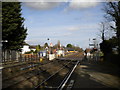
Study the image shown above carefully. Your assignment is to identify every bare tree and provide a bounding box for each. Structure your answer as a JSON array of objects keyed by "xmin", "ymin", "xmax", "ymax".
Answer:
[
  {"xmin": 99, "ymin": 21, "xmax": 116, "ymax": 41},
  {"xmin": 99, "ymin": 22, "xmax": 106, "ymax": 41},
  {"xmin": 103, "ymin": 1, "xmax": 120, "ymax": 54}
]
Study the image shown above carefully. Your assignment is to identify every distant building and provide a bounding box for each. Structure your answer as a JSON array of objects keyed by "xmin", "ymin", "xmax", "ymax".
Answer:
[
  {"xmin": 38, "ymin": 50, "xmax": 47, "ymax": 57},
  {"xmin": 65, "ymin": 48, "xmax": 75, "ymax": 53},
  {"xmin": 84, "ymin": 48, "xmax": 92, "ymax": 56},
  {"xmin": 56, "ymin": 50, "xmax": 64, "ymax": 57},
  {"xmin": 29, "ymin": 45, "xmax": 36, "ymax": 52},
  {"xmin": 21, "ymin": 44, "xmax": 37, "ymax": 54},
  {"xmin": 21, "ymin": 45, "xmax": 31, "ymax": 54}
]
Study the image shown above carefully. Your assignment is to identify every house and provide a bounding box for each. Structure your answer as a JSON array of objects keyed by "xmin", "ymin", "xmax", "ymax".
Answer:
[
  {"xmin": 21, "ymin": 45, "xmax": 31, "ymax": 54},
  {"xmin": 56, "ymin": 50, "xmax": 65, "ymax": 57},
  {"xmin": 38, "ymin": 50, "xmax": 47, "ymax": 57},
  {"xmin": 21, "ymin": 44, "xmax": 37, "ymax": 54},
  {"xmin": 29, "ymin": 45, "xmax": 36, "ymax": 52},
  {"xmin": 84, "ymin": 48, "xmax": 92, "ymax": 57}
]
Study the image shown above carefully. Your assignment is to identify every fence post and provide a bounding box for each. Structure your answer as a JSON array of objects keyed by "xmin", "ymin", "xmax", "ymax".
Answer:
[
  {"xmin": 25, "ymin": 55, "xmax": 26, "ymax": 62},
  {"xmin": 36, "ymin": 54, "xmax": 37, "ymax": 61},
  {"xmin": 19, "ymin": 54, "xmax": 21, "ymax": 62},
  {"xmin": 28, "ymin": 55, "xmax": 30, "ymax": 62}
]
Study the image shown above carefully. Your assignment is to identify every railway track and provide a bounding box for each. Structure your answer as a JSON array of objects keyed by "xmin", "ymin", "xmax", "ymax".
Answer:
[
  {"xmin": 34, "ymin": 60, "xmax": 80, "ymax": 89},
  {"xmin": 57, "ymin": 61, "xmax": 79, "ymax": 90},
  {"xmin": 2, "ymin": 52, "xmax": 83, "ymax": 89},
  {"xmin": 2, "ymin": 60, "xmax": 59, "ymax": 88},
  {"xmin": 2, "ymin": 59, "xmax": 74, "ymax": 88},
  {"xmin": 2, "ymin": 59, "xmax": 53, "ymax": 69},
  {"xmin": 4, "ymin": 69, "xmax": 47, "ymax": 88},
  {"xmin": 2, "ymin": 60, "xmax": 57, "ymax": 81}
]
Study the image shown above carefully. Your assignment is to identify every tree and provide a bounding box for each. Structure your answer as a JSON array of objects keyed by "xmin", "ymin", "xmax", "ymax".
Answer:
[
  {"xmin": 72, "ymin": 45, "xmax": 82, "ymax": 52},
  {"xmin": 53, "ymin": 44, "xmax": 58, "ymax": 49},
  {"xmin": 0, "ymin": 1, "xmax": 2, "ymax": 26},
  {"xmin": 53, "ymin": 40, "xmax": 61, "ymax": 49},
  {"xmin": 0, "ymin": 2, "xmax": 2, "ymax": 43},
  {"xmin": 2, "ymin": 2, "xmax": 27, "ymax": 50},
  {"xmin": 99, "ymin": 22, "xmax": 107, "ymax": 58},
  {"xmin": 35, "ymin": 45, "xmax": 41, "ymax": 53},
  {"xmin": 100, "ymin": 40, "xmax": 112, "ymax": 53},
  {"xmin": 66, "ymin": 44, "xmax": 72, "ymax": 48},
  {"xmin": 100, "ymin": 37, "xmax": 118, "ymax": 61},
  {"xmin": 57, "ymin": 40, "xmax": 60, "ymax": 48},
  {"xmin": 99, "ymin": 22, "xmax": 106, "ymax": 41},
  {"xmin": 99, "ymin": 21, "xmax": 115, "ymax": 41},
  {"xmin": 44, "ymin": 43, "xmax": 49, "ymax": 48},
  {"xmin": 104, "ymin": 2, "xmax": 120, "ymax": 55}
]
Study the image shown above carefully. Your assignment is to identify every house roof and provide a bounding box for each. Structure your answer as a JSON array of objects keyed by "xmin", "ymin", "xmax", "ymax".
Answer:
[
  {"xmin": 23, "ymin": 42, "xmax": 29, "ymax": 46},
  {"xmin": 85, "ymin": 48, "xmax": 92, "ymax": 52},
  {"xmin": 29, "ymin": 45, "xmax": 36, "ymax": 49},
  {"xmin": 65, "ymin": 47, "xmax": 75, "ymax": 51}
]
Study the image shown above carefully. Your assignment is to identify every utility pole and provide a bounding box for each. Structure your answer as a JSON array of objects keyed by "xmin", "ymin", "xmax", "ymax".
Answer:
[
  {"xmin": 47, "ymin": 38, "xmax": 49, "ymax": 60},
  {"xmin": 93, "ymin": 38, "xmax": 100, "ymax": 61}
]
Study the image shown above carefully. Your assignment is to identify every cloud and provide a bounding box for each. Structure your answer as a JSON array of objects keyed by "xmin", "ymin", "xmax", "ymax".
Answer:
[
  {"xmin": 63, "ymin": 33, "xmax": 72, "ymax": 36},
  {"xmin": 64, "ymin": 0, "xmax": 99, "ymax": 12},
  {"xmin": 65, "ymin": 24, "xmax": 99, "ymax": 32},
  {"xmin": 70, "ymin": 0, "xmax": 99, "ymax": 8},
  {"xmin": 66, "ymin": 26, "xmax": 80, "ymax": 31},
  {"xmin": 24, "ymin": 2, "xmax": 61, "ymax": 10},
  {"xmin": 19, "ymin": 0, "xmax": 68, "ymax": 2},
  {"xmin": 23, "ymin": 0, "xmax": 100, "ymax": 11}
]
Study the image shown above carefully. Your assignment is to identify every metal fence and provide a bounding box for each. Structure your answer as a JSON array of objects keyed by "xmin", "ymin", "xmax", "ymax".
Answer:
[
  {"xmin": 2, "ymin": 50, "xmax": 41, "ymax": 63},
  {"xmin": 84, "ymin": 51, "xmax": 101, "ymax": 61}
]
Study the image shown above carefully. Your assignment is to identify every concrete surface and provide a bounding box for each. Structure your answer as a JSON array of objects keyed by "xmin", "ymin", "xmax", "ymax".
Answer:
[{"xmin": 67, "ymin": 60, "xmax": 120, "ymax": 89}]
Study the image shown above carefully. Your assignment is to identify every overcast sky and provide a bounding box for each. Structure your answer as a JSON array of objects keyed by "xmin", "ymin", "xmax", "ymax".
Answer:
[{"xmin": 21, "ymin": 1, "xmax": 106, "ymax": 49}]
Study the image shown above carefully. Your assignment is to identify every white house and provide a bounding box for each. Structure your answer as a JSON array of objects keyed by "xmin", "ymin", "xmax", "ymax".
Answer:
[
  {"xmin": 49, "ymin": 54, "xmax": 55, "ymax": 60},
  {"xmin": 56, "ymin": 50, "xmax": 65, "ymax": 57},
  {"xmin": 21, "ymin": 45, "xmax": 31, "ymax": 54}
]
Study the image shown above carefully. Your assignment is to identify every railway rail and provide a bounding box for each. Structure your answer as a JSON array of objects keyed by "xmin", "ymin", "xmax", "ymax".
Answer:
[
  {"xmin": 2, "ymin": 60, "xmax": 55, "ymax": 81},
  {"xmin": 34, "ymin": 60, "xmax": 80, "ymax": 89},
  {"xmin": 2, "ymin": 52, "xmax": 82, "ymax": 89},
  {"xmin": 2, "ymin": 59, "xmax": 76, "ymax": 89},
  {"xmin": 57, "ymin": 61, "xmax": 79, "ymax": 90},
  {"xmin": 2, "ymin": 58, "xmax": 53, "ymax": 69}
]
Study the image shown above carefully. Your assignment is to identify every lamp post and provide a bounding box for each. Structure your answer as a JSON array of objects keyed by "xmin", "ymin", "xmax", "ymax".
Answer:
[
  {"xmin": 93, "ymin": 38, "xmax": 96, "ymax": 48},
  {"xmin": 93, "ymin": 38, "xmax": 99, "ymax": 61},
  {"xmin": 47, "ymin": 38, "xmax": 49, "ymax": 60}
]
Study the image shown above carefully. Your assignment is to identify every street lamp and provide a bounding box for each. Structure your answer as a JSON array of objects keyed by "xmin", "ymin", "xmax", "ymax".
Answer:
[
  {"xmin": 93, "ymin": 38, "xmax": 96, "ymax": 48},
  {"xmin": 2, "ymin": 40, "xmax": 8, "ymax": 43},
  {"xmin": 92, "ymin": 38, "xmax": 100, "ymax": 61}
]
